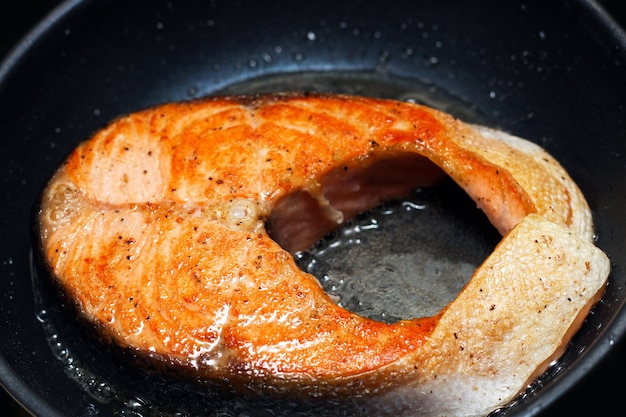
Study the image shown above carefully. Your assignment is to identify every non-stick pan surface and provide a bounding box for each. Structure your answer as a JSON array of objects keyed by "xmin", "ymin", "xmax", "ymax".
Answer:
[{"xmin": 1, "ymin": 1, "xmax": 626, "ymax": 416}]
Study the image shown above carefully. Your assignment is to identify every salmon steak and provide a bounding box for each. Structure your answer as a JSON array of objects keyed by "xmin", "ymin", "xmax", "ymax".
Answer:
[{"xmin": 37, "ymin": 93, "xmax": 610, "ymax": 416}]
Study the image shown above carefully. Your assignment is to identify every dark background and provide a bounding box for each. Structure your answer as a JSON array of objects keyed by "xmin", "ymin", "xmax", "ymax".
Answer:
[{"xmin": 1, "ymin": 1, "xmax": 625, "ymax": 416}]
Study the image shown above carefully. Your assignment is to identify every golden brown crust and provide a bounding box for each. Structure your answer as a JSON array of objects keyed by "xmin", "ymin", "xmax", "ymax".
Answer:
[{"xmin": 38, "ymin": 93, "xmax": 609, "ymax": 416}]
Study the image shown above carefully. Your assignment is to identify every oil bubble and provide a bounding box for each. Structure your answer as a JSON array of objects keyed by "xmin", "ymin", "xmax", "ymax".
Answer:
[
  {"xmin": 187, "ymin": 86, "xmax": 198, "ymax": 96},
  {"xmin": 427, "ymin": 56, "xmax": 439, "ymax": 66},
  {"xmin": 378, "ymin": 50, "xmax": 391, "ymax": 64}
]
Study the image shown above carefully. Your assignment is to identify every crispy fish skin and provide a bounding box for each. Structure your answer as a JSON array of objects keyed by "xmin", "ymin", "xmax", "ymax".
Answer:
[
  {"xmin": 363, "ymin": 213, "xmax": 609, "ymax": 416},
  {"xmin": 38, "ymin": 93, "xmax": 609, "ymax": 416}
]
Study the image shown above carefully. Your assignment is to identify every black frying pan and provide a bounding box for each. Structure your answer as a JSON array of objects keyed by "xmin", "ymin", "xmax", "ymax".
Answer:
[{"xmin": 1, "ymin": 1, "xmax": 626, "ymax": 416}]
